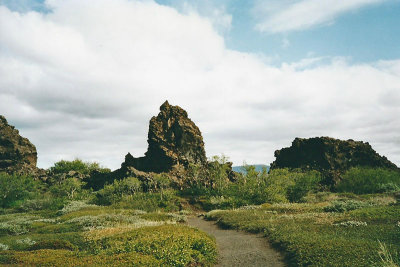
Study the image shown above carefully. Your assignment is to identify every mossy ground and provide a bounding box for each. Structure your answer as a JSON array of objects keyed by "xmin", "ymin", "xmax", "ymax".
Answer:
[
  {"xmin": 0, "ymin": 205, "xmax": 217, "ymax": 266},
  {"xmin": 205, "ymin": 193, "xmax": 400, "ymax": 267}
]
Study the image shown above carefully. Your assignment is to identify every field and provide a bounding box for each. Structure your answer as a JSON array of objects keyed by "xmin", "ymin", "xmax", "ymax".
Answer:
[
  {"xmin": 1, "ymin": 160, "xmax": 400, "ymax": 266},
  {"xmin": 0, "ymin": 202, "xmax": 217, "ymax": 266},
  {"xmin": 205, "ymin": 192, "xmax": 400, "ymax": 267}
]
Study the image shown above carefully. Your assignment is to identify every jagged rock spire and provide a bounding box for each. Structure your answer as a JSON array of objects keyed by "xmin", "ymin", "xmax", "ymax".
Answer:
[{"xmin": 123, "ymin": 101, "xmax": 206, "ymax": 172}]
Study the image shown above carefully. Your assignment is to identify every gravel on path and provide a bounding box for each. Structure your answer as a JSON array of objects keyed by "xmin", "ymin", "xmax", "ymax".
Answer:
[{"xmin": 187, "ymin": 216, "xmax": 285, "ymax": 267}]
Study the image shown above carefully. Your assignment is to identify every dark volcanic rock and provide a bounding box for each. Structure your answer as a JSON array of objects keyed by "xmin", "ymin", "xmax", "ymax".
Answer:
[
  {"xmin": 270, "ymin": 137, "xmax": 399, "ymax": 186},
  {"xmin": 0, "ymin": 115, "xmax": 38, "ymax": 175},
  {"xmin": 123, "ymin": 101, "xmax": 207, "ymax": 173},
  {"xmin": 87, "ymin": 101, "xmax": 208, "ymax": 189}
]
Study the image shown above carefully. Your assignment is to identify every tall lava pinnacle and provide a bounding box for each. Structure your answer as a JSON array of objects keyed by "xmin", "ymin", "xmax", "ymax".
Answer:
[{"xmin": 123, "ymin": 101, "xmax": 207, "ymax": 173}]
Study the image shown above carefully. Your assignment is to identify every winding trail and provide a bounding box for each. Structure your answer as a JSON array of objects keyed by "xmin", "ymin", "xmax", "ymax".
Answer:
[{"xmin": 187, "ymin": 216, "xmax": 285, "ymax": 267}]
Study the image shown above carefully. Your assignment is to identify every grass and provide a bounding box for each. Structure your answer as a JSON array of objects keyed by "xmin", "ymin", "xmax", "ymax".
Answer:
[
  {"xmin": 0, "ymin": 203, "xmax": 216, "ymax": 266},
  {"xmin": 205, "ymin": 192, "xmax": 400, "ymax": 267}
]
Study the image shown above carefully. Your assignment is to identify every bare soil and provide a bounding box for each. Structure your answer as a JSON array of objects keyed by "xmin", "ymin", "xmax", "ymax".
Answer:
[{"xmin": 187, "ymin": 216, "xmax": 285, "ymax": 267}]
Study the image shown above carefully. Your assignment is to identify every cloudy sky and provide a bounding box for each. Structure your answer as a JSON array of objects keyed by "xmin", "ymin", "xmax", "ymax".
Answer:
[{"xmin": 0, "ymin": 0, "xmax": 399, "ymax": 169}]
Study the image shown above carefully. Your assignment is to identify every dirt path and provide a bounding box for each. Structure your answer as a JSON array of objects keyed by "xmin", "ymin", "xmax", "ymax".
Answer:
[{"xmin": 187, "ymin": 216, "xmax": 285, "ymax": 267}]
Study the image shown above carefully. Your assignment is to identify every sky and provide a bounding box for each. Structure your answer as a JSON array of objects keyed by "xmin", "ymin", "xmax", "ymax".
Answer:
[{"xmin": 0, "ymin": 0, "xmax": 399, "ymax": 169}]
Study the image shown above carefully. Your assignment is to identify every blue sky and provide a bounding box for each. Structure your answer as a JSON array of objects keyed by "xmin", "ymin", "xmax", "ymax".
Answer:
[
  {"xmin": 0, "ymin": 0, "xmax": 399, "ymax": 168},
  {"xmin": 3, "ymin": 0, "xmax": 400, "ymax": 65},
  {"xmin": 157, "ymin": 0, "xmax": 400, "ymax": 64}
]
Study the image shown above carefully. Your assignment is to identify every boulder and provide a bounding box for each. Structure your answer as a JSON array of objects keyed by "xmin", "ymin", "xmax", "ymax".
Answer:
[
  {"xmin": 122, "ymin": 101, "xmax": 207, "ymax": 173},
  {"xmin": 270, "ymin": 137, "xmax": 399, "ymax": 186},
  {"xmin": 0, "ymin": 115, "xmax": 38, "ymax": 175}
]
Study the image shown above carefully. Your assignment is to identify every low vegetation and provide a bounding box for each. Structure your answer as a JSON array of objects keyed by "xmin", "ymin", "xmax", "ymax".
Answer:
[
  {"xmin": 0, "ymin": 201, "xmax": 216, "ymax": 266},
  {"xmin": 0, "ymin": 159, "xmax": 218, "ymax": 266},
  {"xmin": 183, "ymin": 158, "xmax": 323, "ymax": 210},
  {"xmin": 205, "ymin": 193, "xmax": 400, "ymax": 266},
  {"xmin": 0, "ymin": 156, "xmax": 399, "ymax": 266}
]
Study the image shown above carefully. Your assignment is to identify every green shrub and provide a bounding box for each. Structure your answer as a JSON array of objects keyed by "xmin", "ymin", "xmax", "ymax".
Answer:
[
  {"xmin": 95, "ymin": 177, "xmax": 143, "ymax": 205},
  {"xmin": 49, "ymin": 159, "xmax": 110, "ymax": 175},
  {"xmin": 0, "ymin": 173, "xmax": 38, "ymax": 208},
  {"xmin": 263, "ymin": 169, "xmax": 322, "ymax": 204},
  {"xmin": 287, "ymin": 170, "xmax": 322, "ymax": 202},
  {"xmin": 17, "ymin": 198, "xmax": 66, "ymax": 212},
  {"xmin": 49, "ymin": 178, "xmax": 90, "ymax": 200},
  {"xmin": 337, "ymin": 167, "xmax": 400, "ymax": 194},
  {"xmin": 185, "ymin": 167, "xmax": 324, "ymax": 209}
]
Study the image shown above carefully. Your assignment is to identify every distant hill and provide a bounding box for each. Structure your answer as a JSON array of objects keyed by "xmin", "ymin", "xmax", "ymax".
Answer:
[{"xmin": 232, "ymin": 164, "xmax": 270, "ymax": 174}]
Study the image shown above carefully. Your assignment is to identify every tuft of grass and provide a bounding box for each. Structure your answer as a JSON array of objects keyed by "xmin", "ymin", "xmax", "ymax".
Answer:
[{"xmin": 378, "ymin": 241, "xmax": 399, "ymax": 267}]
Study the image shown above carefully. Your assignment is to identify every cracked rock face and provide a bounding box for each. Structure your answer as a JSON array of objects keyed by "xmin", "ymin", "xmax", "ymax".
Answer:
[
  {"xmin": 0, "ymin": 115, "xmax": 38, "ymax": 174},
  {"xmin": 123, "ymin": 101, "xmax": 207, "ymax": 173},
  {"xmin": 270, "ymin": 137, "xmax": 399, "ymax": 186}
]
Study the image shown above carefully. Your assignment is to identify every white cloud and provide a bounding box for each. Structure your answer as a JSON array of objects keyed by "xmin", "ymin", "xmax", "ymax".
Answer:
[
  {"xmin": 180, "ymin": 1, "xmax": 232, "ymax": 32},
  {"xmin": 155, "ymin": 0, "xmax": 232, "ymax": 33},
  {"xmin": 255, "ymin": 0, "xmax": 387, "ymax": 33},
  {"xmin": 0, "ymin": 0, "xmax": 399, "ymax": 169}
]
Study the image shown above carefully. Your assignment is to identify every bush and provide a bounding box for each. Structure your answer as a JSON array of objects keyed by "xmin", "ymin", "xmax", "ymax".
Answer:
[
  {"xmin": 95, "ymin": 177, "xmax": 143, "ymax": 205},
  {"xmin": 264, "ymin": 169, "xmax": 322, "ymax": 204},
  {"xmin": 336, "ymin": 167, "xmax": 400, "ymax": 194},
  {"xmin": 49, "ymin": 178, "xmax": 89, "ymax": 200},
  {"xmin": 0, "ymin": 173, "xmax": 38, "ymax": 208},
  {"xmin": 17, "ymin": 198, "xmax": 66, "ymax": 212},
  {"xmin": 185, "ymin": 167, "xmax": 324, "ymax": 209},
  {"xmin": 49, "ymin": 159, "xmax": 110, "ymax": 175},
  {"xmin": 111, "ymin": 190, "xmax": 181, "ymax": 212},
  {"xmin": 287, "ymin": 170, "xmax": 322, "ymax": 202}
]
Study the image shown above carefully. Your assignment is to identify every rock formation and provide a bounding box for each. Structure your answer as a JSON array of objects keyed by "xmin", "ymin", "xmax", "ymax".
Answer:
[
  {"xmin": 87, "ymin": 101, "xmax": 209, "ymax": 190},
  {"xmin": 0, "ymin": 115, "xmax": 38, "ymax": 175},
  {"xmin": 270, "ymin": 137, "xmax": 399, "ymax": 186},
  {"xmin": 122, "ymin": 101, "xmax": 207, "ymax": 173}
]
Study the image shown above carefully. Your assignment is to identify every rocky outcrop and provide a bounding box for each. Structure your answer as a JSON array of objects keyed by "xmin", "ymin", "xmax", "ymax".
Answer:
[
  {"xmin": 0, "ymin": 115, "xmax": 38, "ymax": 175},
  {"xmin": 270, "ymin": 137, "xmax": 399, "ymax": 186},
  {"xmin": 86, "ymin": 101, "xmax": 238, "ymax": 190},
  {"xmin": 122, "ymin": 101, "xmax": 207, "ymax": 173}
]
